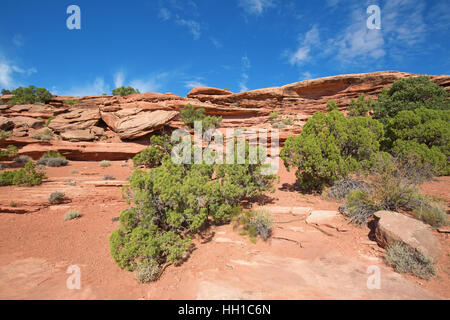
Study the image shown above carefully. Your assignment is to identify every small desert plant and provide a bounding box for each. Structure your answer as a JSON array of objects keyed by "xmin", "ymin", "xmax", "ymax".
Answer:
[
  {"xmin": 32, "ymin": 129, "xmax": 53, "ymax": 141},
  {"xmin": 323, "ymin": 178, "xmax": 370, "ymax": 200},
  {"xmin": 272, "ymin": 123, "xmax": 285, "ymax": 129},
  {"xmin": 0, "ymin": 130, "xmax": 11, "ymax": 141},
  {"xmin": 9, "ymin": 201, "xmax": 16, "ymax": 207},
  {"xmin": 134, "ymin": 260, "xmax": 161, "ymax": 283},
  {"xmin": 45, "ymin": 116, "xmax": 55, "ymax": 127},
  {"xmin": 103, "ymin": 174, "xmax": 115, "ymax": 180},
  {"xmin": 70, "ymin": 169, "xmax": 79, "ymax": 174},
  {"xmin": 268, "ymin": 110, "xmax": 279, "ymax": 121},
  {"xmin": 233, "ymin": 209, "xmax": 273, "ymax": 242},
  {"xmin": 179, "ymin": 104, "xmax": 222, "ymax": 132},
  {"xmin": 281, "ymin": 118, "xmax": 293, "ymax": 126},
  {"xmin": 340, "ymin": 154, "xmax": 445, "ymax": 226},
  {"xmin": 36, "ymin": 157, "xmax": 68, "ymax": 167},
  {"xmin": 385, "ymin": 242, "xmax": 436, "ymax": 280},
  {"xmin": 13, "ymin": 155, "xmax": 32, "ymax": 164},
  {"xmin": 64, "ymin": 210, "xmax": 81, "ymax": 221},
  {"xmin": 49, "ymin": 191, "xmax": 66, "ymax": 204},
  {"xmin": 413, "ymin": 204, "xmax": 447, "ymax": 228},
  {"xmin": 63, "ymin": 99, "xmax": 80, "ymax": 106},
  {"xmin": 99, "ymin": 160, "xmax": 111, "ymax": 168},
  {"xmin": 248, "ymin": 210, "xmax": 274, "ymax": 241}
]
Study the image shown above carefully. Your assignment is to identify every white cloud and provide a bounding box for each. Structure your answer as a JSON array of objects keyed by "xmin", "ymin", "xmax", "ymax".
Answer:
[
  {"xmin": 68, "ymin": 77, "xmax": 110, "ymax": 97},
  {"xmin": 12, "ymin": 34, "xmax": 24, "ymax": 47},
  {"xmin": 114, "ymin": 71, "xmax": 125, "ymax": 88},
  {"xmin": 300, "ymin": 71, "xmax": 313, "ymax": 80},
  {"xmin": 158, "ymin": 8, "xmax": 171, "ymax": 21},
  {"xmin": 239, "ymin": 55, "xmax": 251, "ymax": 92},
  {"xmin": 0, "ymin": 55, "xmax": 37, "ymax": 89},
  {"xmin": 184, "ymin": 80, "xmax": 206, "ymax": 89},
  {"xmin": 210, "ymin": 37, "xmax": 223, "ymax": 48},
  {"xmin": 288, "ymin": 25, "xmax": 320, "ymax": 66},
  {"xmin": 238, "ymin": 0, "xmax": 275, "ymax": 15},
  {"xmin": 176, "ymin": 18, "xmax": 201, "ymax": 40}
]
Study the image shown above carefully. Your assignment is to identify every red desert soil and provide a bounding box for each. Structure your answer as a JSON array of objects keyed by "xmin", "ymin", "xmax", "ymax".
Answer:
[{"xmin": 0, "ymin": 160, "xmax": 449, "ymax": 300}]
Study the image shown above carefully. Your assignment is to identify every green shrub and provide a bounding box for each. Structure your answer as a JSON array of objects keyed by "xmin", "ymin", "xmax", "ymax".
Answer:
[
  {"xmin": 133, "ymin": 146, "xmax": 167, "ymax": 168},
  {"xmin": 111, "ymin": 138, "xmax": 276, "ymax": 278},
  {"xmin": 268, "ymin": 110, "xmax": 279, "ymax": 121},
  {"xmin": 9, "ymin": 201, "xmax": 16, "ymax": 207},
  {"xmin": 413, "ymin": 204, "xmax": 447, "ymax": 228},
  {"xmin": 103, "ymin": 174, "xmax": 115, "ymax": 180},
  {"xmin": 64, "ymin": 210, "xmax": 81, "ymax": 221},
  {"xmin": 391, "ymin": 140, "xmax": 447, "ymax": 176},
  {"xmin": 373, "ymin": 76, "xmax": 450, "ymax": 122},
  {"xmin": 384, "ymin": 107, "xmax": 449, "ymax": 174},
  {"xmin": 0, "ymin": 145, "xmax": 18, "ymax": 160},
  {"xmin": 280, "ymin": 110, "xmax": 383, "ymax": 192},
  {"xmin": 99, "ymin": 160, "xmax": 111, "ymax": 168},
  {"xmin": 8, "ymin": 85, "xmax": 52, "ymax": 106},
  {"xmin": 0, "ymin": 130, "xmax": 11, "ymax": 141},
  {"xmin": 179, "ymin": 104, "xmax": 222, "ymax": 132},
  {"xmin": 1, "ymin": 89, "xmax": 11, "ymax": 95},
  {"xmin": 32, "ymin": 129, "xmax": 53, "ymax": 141},
  {"xmin": 326, "ymin": 99, "xmax": 339, "ymax": 111},
  {"xmin": 347, "ymin": 95, "xmax": 373, "ymax": 117},
  {"xmin": 40, "ymin": 150, "xmax": 66, "ymax": 159},
  {"xmin": 112, "ymin": 86, "xmax": 140, "ymax": 97},
  {"xmin": 63, "ymin": 99, "xmax": 79, "ymax": 106},
  {"xmin": 134, "ymin": 260, "xmax": 161, "ymax": 283},
  {"xmin": 49, "ymin": 191, "xmax": 66, "ymax": 204},
  {"xmin": 385, "ymin": 242, "xmax": 436, "ymax": 280},
  {"xmin": 0, "ymin": 161, "xmax": 45, "ymax": 186}
]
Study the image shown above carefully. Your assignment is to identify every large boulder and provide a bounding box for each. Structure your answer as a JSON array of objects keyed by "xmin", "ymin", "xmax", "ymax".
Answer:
[
  {"xmin": 10, "ymin": 116, "xmax": 45, "ymax": 129},
  {"xmin": 374, "ymin": 211, "xmax": 442, "ymax": 262},
  {"xmin": 48, "ymin": 108, "xmax": 100, "ymax": 132},
  {"xmin": 101, "ymin": 109, "xmax": 178, "ymax": 140}
]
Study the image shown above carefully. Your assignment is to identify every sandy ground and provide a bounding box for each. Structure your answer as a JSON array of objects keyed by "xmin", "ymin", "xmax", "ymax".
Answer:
[{"xmin": 0, "ymin": 159, "xmax": 448, "ymax": 300}]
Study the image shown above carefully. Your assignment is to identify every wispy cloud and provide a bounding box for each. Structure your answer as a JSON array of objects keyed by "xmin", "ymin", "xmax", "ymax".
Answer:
[
  {"xmin": 0, "ymin": 54, "xmax": 37, "ymax": 89},
  {"xmin": 157, "ymin": 2, "xmax": 202, "ymax": 40},
  {"xmin": 238, "ymin": 0, "xmax": 275, "ymax": 15},
  {"xmin": 210, "ymin": 37, "xmax": 223, "ymax": 48},
  {"xmin": 12, "ymin": 34, "xmax": 24, "ymax": 47},
  {"xmin": 239, "ymin": 55, "xmax": 251, "ymax": 92},
  {"xmin": 68, "ymin": 77, "xmax": 110, "ymax": 97},
  {"xmin": 176, "ymin": 18, "xmax": 201, "ymax": 40},
  {"xmin": 288, "ymin": 25, "xmax": 320, "ymax": 66},
  {"xmin": 113, "ymin": 71, "xmax": 125, "ymax": 88},
  {"xmin": 184, "ymin": 80, "xmax": 206, "ymax": 89},
  {"xmin": 158, "ymin": 8, "xmax": 171, "ymax": 21}
]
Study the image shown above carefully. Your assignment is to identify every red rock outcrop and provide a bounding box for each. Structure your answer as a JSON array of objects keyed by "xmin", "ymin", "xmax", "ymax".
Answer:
[{"xmin": 1, "ymin": 71, "xmax": 449, "ymax": 160}]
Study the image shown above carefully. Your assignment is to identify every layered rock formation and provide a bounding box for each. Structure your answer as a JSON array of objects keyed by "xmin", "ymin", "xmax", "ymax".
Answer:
[{"xmin": 1, "ymin": 71, "xmax": 449, "ymax": 160}]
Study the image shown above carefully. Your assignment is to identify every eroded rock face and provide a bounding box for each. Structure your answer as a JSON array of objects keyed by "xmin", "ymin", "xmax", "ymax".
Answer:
[
  {"xmin": 0, "ymin": 116, "xmax": 14, "ymax": 131},
  {"xmin": 374, "ymin": 211, "xmax": 442, "ymax": 262},
  {"xmin": 101, "ymin": 109, "xmax": 179, "ymax": 140},
  {"xmin": 1, "ymin": 71, "xmax": 449, "ymax": 150},
  {"xmin": 48, "ymin": 108, "xmax": 100, "ymax": 133}
]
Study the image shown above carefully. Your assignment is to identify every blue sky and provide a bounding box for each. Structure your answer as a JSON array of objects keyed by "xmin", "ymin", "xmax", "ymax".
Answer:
[{"xmin": 0, "ymin": 0, "xmax": 449, "ymax": 97}]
